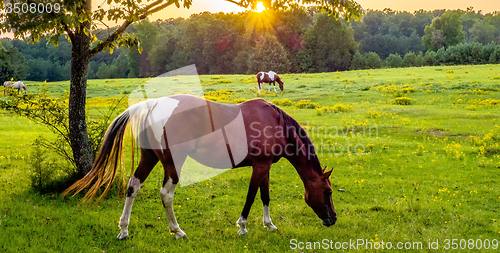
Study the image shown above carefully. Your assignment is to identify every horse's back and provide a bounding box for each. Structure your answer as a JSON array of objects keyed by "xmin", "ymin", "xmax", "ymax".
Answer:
[
  {"xmin": 142, "ymin": 94, "xmax": 242, "ymax": 145},
  {"xmin": 240, "ymin": 98, "xmax": 278, "ymax": 119},
  {"xmin": 132, "ymin": 94, "xmax": 275, "ymax": 146},
  {"xmin": 157, "ymin": 94, "xmax": 247, "ymax": 168},
  {"xmin": 12, "ymin": 81, "xmax": 25, "ymax": 89},
  {"xmin": 256, "ymin": 71, "xmax": 278, "ymax": 83}
]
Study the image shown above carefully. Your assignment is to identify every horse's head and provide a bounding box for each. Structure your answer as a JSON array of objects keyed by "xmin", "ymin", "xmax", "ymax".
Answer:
[
  {"xmin": 276, "ymin": 76, "xmax": 284, "ymax": 91},
  {"xmin": 304, "ymin": 167, "xmax": 337, "ymax": 227}
]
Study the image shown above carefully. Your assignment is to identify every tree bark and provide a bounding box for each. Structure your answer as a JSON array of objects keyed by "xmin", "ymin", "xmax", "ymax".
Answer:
[
  {"xmin": 69, "ymin": 1, "xmax": 94, "ymax": 178},
  {"xmin": 70, "ymin": 29, "xmax": 94, "ymax": 177}
]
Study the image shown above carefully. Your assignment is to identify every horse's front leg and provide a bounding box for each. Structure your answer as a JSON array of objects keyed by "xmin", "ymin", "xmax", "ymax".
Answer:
[
  {"xmin": 272, "ymin": 81, "xmax": 277, "ymax": 93},
  {"xmin": 260, "ymin": 172, "xmax": 277, "ymax": 231},
  {"xmin": 237, "ymin": 161, "xmax": 272, "ymax": 235},
  {"xmin": 257, "ymin": 82, "xmax": 261, "ymax": 93}
]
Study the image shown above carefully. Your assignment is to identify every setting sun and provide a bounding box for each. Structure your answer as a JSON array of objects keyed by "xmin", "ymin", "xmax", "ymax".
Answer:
[{"xmin": 256, "ymin": 2, "xmax": 265, "ymax": 12}]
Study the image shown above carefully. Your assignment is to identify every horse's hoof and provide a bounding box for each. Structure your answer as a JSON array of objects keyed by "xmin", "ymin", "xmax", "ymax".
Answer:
[
  {"xmin": 238, "ymin": 228, "xmax": 248, "ymax": 235},
  {"xmin": 265, "ymin": 224, "xmax": 277, "ymax": 231},
  {"xmin": 117, "ymin": 232, "xmax": 128, "ymax": 240},
  {"xmin": 175, "ymin": 231, "xmax": 187, "ymax": 239}
]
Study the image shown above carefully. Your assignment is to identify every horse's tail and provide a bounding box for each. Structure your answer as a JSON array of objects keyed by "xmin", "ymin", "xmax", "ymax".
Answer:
[
  {"xmin": 256, "ymin": 72, "xmax": 262, "ymax": 82},
  {"xmin": 63, "ymin": 110, "xmax": 131, "ymax": 203}
]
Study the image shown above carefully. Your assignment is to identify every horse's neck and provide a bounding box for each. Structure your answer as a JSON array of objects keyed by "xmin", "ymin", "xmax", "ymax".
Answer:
[{"xmin": 286, "ymin": 148, "xmax": 321, "ymax": 185}]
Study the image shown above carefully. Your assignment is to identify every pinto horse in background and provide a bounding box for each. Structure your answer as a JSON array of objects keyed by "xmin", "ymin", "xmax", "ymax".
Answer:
[
  {"xmin": 64, "ymin": 94, "xmax": 336, "ymax": 239},
  {"xmin": 257, "ymin": 71, "xmax": 284, "ymax": 93},
  {"xmin": 3, "ymin": 81, "xmax": 27, "ymax": 95}
]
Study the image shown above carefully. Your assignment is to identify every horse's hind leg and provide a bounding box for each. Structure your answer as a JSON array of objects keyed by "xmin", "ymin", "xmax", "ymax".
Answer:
[
  {"xmin": 117, "ymin": 148, "xmax": 159, "ymax": 240},
  {"xmin": 260, "ymin": 172, "xmax": 277, "ymax": 231},
  {"xmin": 158, "ymin": 150, "xmax": 188, "ymax": 239}
]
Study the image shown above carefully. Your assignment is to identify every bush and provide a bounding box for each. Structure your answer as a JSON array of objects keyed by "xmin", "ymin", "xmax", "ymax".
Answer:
[
  {"xmin": 403, "ymin": 52, "xmax": 418, "ymax": 67},
  {"xmin": 296, "ymin": 99, "xmax": 320, "ymax": 109},
  {"xmin": 350, "ymin": 51, "xmax": 366, "ymax": 70},
  {"xmin": 29, "ymin": 139, "xmax": 76, "ymax": 192},
  {"xmin": 217, "ymin": 79, "xmax": 233, "ymax": 83},
  {"xmin": 365, "ymin": 52, "xmax": 381, "ymax": 69},
  {"xmin": 384, "ymin": 53, "xmax": 403, "ymax": 68},
  {"xmin": 480, "ymin": 43, "xmax": 497, "ymax": 64},
  {"xmin": 272, "ymin": 98, "xmax": 295, "ymax": 106},
  {"xmin": 29, "ymin": 140, "xmax": 54, "ymax": 190},
  {"xmin": 332, "ymin": 103, "xmax": 353, "ymax": 112},
  {"xmin": 416, "ymin": 52, "xmax": 424, "ymax": 66},
  {"xmin": 431, "ymin": 42, "xmax": 500, "ymax": 66},
  {"xmin": 233, "ymin": 98, "xmax": 248, "ymax": 104},
  {"xmin": 489, "ymin": 47, "xmax": 500, "ymax": 64},
  {"xmin": 316, "ymin": 104, "xmax": 353, "ymax": 115},
  {"xmin": 423, "ymin": 51, "xmax": 436, "ymax": 66},
  {"xmin": 393, "ymin": 96, "xmax": 413, "ymax": 105}
]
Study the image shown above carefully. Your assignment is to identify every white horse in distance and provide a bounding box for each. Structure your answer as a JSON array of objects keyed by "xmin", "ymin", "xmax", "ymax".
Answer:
[{"xmin": 3, "ymin": 81, "xmax": 27, "ymax": 95}]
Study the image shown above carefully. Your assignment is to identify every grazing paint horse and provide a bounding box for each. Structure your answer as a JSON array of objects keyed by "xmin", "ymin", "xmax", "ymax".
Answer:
[
  {"xmin": 257, "ymin": 71, "xmax": 284, "ymax": 93},
  {"xmin": 64, "ymin": 94, "xmax": 336, "ymax": 239},
  {"xmin": 3, "ymin": 81, "xmax": 27, "ymax": 95}
]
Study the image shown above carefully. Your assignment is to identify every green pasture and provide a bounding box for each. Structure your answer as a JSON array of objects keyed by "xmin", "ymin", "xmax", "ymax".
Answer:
[{"xmin": 1, "ymin": 65, "xmax": 499, "ymax": 252}]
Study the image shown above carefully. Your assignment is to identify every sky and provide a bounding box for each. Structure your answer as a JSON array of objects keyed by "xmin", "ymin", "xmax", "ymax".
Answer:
[{"xmin": 143, "ymin": 0, "xmax": 499, "ymax": 20}]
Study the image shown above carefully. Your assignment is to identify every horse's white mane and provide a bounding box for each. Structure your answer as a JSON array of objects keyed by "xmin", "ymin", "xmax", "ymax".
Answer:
[{"xmin": 268, "ymin": 71, "xmax": 276, "ymax": 81}]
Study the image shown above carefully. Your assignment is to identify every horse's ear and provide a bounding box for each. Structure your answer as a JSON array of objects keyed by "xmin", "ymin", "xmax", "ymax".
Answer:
[
  {"xmin": 322, "ymin": 169, "xmax": 333, "ymax": 179},
  {"xmin": 322, "ymin": 166, "xmax": 326, "ymax": 173}
]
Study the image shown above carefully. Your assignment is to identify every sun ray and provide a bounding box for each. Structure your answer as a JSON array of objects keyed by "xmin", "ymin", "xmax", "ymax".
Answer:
[{"xmin": 245, "ymin": 10, "xmax": 275, "ymax": 36}]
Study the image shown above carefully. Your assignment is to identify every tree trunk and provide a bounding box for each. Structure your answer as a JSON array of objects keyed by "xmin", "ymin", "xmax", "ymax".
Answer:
[{"xmin": 69, "ymin": 28, "xmax": 94, "ymax": 178}]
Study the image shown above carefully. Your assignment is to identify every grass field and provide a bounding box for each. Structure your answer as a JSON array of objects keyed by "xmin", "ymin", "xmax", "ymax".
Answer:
[{"xmin": 1, "ymin": 65, "xmax": 499, "ymax": 252}]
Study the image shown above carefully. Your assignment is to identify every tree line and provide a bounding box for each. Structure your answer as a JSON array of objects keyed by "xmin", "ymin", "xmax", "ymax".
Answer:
[{"xmin": 2, "ymin": 7, "xmax": 500, "ymax": 82}]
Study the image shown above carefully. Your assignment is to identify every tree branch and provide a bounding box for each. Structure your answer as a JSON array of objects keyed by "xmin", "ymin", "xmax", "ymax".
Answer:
[
  {"xmin": 141, "ymin": 2, "xmax": 175, "ymax": 18},
  {"xmin": 224, "ymin": 0, "xmax": 249, "ymax": 8},
  {"xmin": 62, "ymin": 21, "xmax": 76, "ymax": 42},
  {"xmin": 90, "ymin": 0, "xmax": 174, "ymax": 56}
]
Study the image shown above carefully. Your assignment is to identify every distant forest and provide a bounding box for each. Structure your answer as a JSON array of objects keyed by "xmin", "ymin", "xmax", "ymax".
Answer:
[{"xmin": 1, "ymin": 7, "xmax": 500, "ymax": 82}]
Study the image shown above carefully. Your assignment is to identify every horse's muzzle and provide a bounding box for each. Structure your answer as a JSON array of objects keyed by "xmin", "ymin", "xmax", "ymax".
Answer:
[{"xmin": 322, "ymin": 216, "xmax": 337, "ymax": 227}]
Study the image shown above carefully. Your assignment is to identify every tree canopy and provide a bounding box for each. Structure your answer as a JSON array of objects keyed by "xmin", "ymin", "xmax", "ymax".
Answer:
[{"xmin": 422, "ymin": 11, "xmax": 465, "ymax": 51}]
